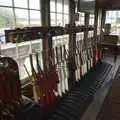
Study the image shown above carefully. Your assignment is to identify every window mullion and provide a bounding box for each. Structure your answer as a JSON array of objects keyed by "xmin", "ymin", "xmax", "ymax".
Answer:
[
  {"xmin": 39, "ymin": 0, "xmax": 41, "ymax": 25},
  {"xmin": 28, "ymin": 0, "xmax": 30, "ymax": 26},
  {"xmin": 12, "ymin": 0, "xmax": 16, "ymax": 27},
  {"xmin": 62, "ymin": 0, "xmax": 64, "ymax": 26},
  {"xmin": 55, "ymin": 0, "xmax": 57, "ymax": 26}
]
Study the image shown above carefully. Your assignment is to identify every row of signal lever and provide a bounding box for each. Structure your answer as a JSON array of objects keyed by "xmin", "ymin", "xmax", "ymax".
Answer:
[
  {"xmin": 0, "ymin": 42, "xmax": 102, "ymax": 120},
  {"xmin": 0, "ymin": 26, "xmax": 102, "ymax": 120},
  {"xmin": 24, "ymin": 40, "xmax": 102, "ymax": 106}
]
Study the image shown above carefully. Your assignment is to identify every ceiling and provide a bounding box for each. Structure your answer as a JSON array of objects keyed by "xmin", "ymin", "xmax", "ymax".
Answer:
[
  {"xmin": 77, "ymin": 0, "xmax": 120, "ymax": 13},
  {"xmin": 97, "ymin": 0, "xmax": 120, "ymax": 10},
  {"xmin": 77, "ymin": 0, "xmax": 95, "ymax": 13},
  {"xmin": 78, "ymin": 0, "xmax": 120, "ymax": 13}
]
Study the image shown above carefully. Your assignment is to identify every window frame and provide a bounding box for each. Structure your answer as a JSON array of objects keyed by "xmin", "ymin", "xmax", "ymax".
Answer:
[
  {"xmin": 50, "ymin": 0, "xmax": 70, "ymax": 27},
  {"xmin": 0, "ymin": 0, "xmax": 41, "ymax": 28}
]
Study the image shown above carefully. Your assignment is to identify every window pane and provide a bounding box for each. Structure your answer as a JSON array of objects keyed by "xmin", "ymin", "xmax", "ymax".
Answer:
[
  {"xmin": 80, "ymin": 17, "xmax": 85, "ymax": 25},
  {"xmin": 76, "ymin": 32, "xmax": 84, "ymax": 41},
  {"xmin": 57, "ymin": 14, "xmax": 63, "ymax": 26},
  {"xmin": 89, "ymin": 14, "xmax": 94, "ymax": 25},
  {"xmin": 14, "ymin": 0, "xmax": 28, "ymax": 8},
  {"xmin": 30, "ymin": 10, "xmax": 41, "ymax": 26},
  {"xmin": 0, "ymin": 7, "xmax": 14, "ymax": 28},
  {"xmin": 97, "ymin": 12, "xmax": 102, "ymax": 35},
  {"xmin": 50, "ymin": 0, "xmax": 55, "ymax": 12},
  {"xmin": 77, "ymin": 12, "xmax": 85, "ymax": 25},
  {"xmin": 81, "ymin": 18, "xmax": 85, "ymax": 25},
  {"xmin": 29, "ymin": 0, "xmax": 40, "ymax": 10},
  {"xmin": 80, "ymin": 32, "xmax": 84, "ymax": 40},
  {"xmin": 57, "ymin": 0, "xmax": 62, "ymax": 13},
  {"xmin": 0, "ymin": 0, "xmax": 12, "ymax": 6},
  {"xmin": 88, "ymin": 31, "xmax": 94, "ymax": 38},
  {"xmin": 106, "ymin": 11, "xmax": 120, "ymax": 35},
  {"xmin": 64, "ymin": 15, "xmax": 69, "ymax": 26},
  {"xmin": 76, "ymin": 33, "xmax": 80, "ymax": 41},
  {"xmin": 0, "ymin": 7, "xmax": 14, "ymax": 43},
  {"xmin": 64, "ymin": 0, "xmax": 69, "ymax": 14},
  {"xmin": 15, "ymin": 9, "xmax": 28, "ymax": 27},
  {"xmin": 50, "ymin": 13, "xmax": 56, "ymax": 26},
  {"xmin": 55, "ymin": 36, "xmax": 63, "ymax": 47}
]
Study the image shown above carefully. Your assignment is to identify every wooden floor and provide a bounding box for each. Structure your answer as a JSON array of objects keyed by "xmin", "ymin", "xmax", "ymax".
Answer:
[
  {"xmin": 97, "ymin": 66, "xmax": 120, "ymax": 120},
  {"xmin": 81, "ymin": 55, "xmax": 120, "ymax": 120}
]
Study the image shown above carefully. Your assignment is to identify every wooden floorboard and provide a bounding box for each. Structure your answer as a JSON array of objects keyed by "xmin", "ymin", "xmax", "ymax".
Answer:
[
  {"xmin": 97, "ymin": 66, "xmax": 120, "ymax": 120},
  {"xmin": 81, "ymin": 55, "xmax": 120, "ymax": 120}
]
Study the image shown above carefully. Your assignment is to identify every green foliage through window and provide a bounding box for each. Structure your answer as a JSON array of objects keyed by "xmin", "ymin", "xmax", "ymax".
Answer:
[{"xmin": 0, "ymin": 8, "xmax": 14, "ymax": 28}]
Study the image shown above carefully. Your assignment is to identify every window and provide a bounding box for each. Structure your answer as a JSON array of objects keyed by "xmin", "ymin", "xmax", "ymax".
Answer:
[
  {"xmin": 75, "ymin": 12, "xmax": 85, "ymax": 26},
  {"xmin": 14, "ymin": 0, "xmax": 28, "ymax": 8},
  {"xmin": 0, "ymin": 0, "xmax": 41, "ymax": 33},
  {"xmin": 30, "ymin": 10, "xmax": 41, "ymax": 26},
  {"xmin": 0, "ymin": 0, "xmax": 12, "ymax": 6},
  {"xmin": 0, "ymin": 7, "xmax": 14, "ymax": 29},
  {"xmin": 64, "ymin": 0, "xmax": 69, "ymax": 14},
  {"xmin": 50, "ymin": 13, "xmax": 56, "ymax": 26},
  {"xmin": 29, "ymin": 0, "xmax": 40, "ymax": 10},
  {"xmin": 57, "ymin": 13, "xmax": 63, "ymax": 26},
  {"xmin": 79, "ymin": 12, "xmax": 85, "ymax": 25},
  {"xmin": 106, "ymin": 11, "xmax": 120, "ymax": 35},
  {"xmin": 15, "ymin": 9, "xmax": 29, "ymax": 27},
  {"xmin": 0, "ymin": 7, "xmax": 14, "ymax": 43},
  {"xmin": 76, "ymin": 32, "xmax": 84, "ymax": 41},
  {"xmin": 89, "ymin": 14, "xmax": 94, "ymax": 26},
  {"xmin": 50, "ymin": 0, "xmax": 56, "ymax": 12},
  {"xmin": 88, "ymin": 31, "xmax": 94, "ymax": 38},
  {"xmin": 50, "ymin": 0, "xmax": 69, "ymax": 27},
  {"xmin": 64, "ymin": 14, "xmax": 69, "ymax": 26},
  {"xmin": 97, "ymin": 11, "xmax": 102, "ymax": 35},
  {"xmin": 57, "ymin": 0, "xmax": 62, "ymax": 13}
]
